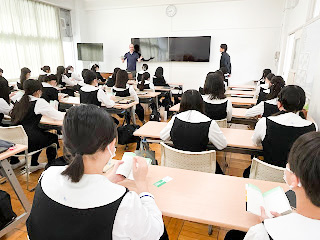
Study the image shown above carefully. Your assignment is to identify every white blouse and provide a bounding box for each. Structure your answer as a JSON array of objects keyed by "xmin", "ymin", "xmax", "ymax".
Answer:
[
  {"xmin": 245, "ymin": 98, "xmax": 278, "ymax": 118},
  {"xmin": 29, "ymin": 96, "xmax": 64, "ymax": 120},
  {"xmin": 41, "ymin": 166, "xmax": 164, "ymax": 240},
  {"xmin": 0, "ymin": 98, "xmax": 13, "ymax": 115},
  {"xmin": 252, "ymin": 112, "xmax": 317, "ymax": 146},
  {"xmin": 113, "ymin": 85, "xmax": 139, "ymax": 102},
  {"xmin": 244, "ymin": 213, "xmax": 320, "ymax": 240},
  {"xmin": 160, "ymin": 110, "xmax": 228, "ymax": 150},
  {"xmin": 202, "ymin": 95, "xmax": 233, "ymax": 121},
  {"xmin": 80, "ymin": 84, "xmax": 115, "ymax": 108}
]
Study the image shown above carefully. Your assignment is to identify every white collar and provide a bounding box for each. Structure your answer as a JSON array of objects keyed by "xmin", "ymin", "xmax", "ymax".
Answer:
[
  {"xmin": 29, "ymin": 95, "xmax": 40, "ymax": 101},
  {"xmin": 42, "ymin": 82, "xmax": 53, "ymax": 88},
  {"xmin": 176, "ymin": 110, "xmax": 212, "ymax": 123}
]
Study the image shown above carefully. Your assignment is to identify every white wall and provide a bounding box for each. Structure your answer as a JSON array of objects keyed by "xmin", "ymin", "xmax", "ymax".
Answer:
[{"xmin": 75, "ymin": 0, "xmax": 285, "ymax": 90}]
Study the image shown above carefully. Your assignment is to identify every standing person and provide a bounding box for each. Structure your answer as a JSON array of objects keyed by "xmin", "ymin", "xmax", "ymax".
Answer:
[
  {"xmin": 219, "ymin": 44, "xmax": 231, "ymax": 76},
  {"xmin": 122, "ymin": 44, "xmax": 142, "ymax": 78}
]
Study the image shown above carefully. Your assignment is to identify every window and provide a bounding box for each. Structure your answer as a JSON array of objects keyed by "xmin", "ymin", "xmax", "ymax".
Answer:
[
  {"xmin": 313, "ymin": 0, "xmax": 320, "ymax": 18},
  {"xmin": 0, "ymin": 0, "xmax": 64, "ymax": 80}
]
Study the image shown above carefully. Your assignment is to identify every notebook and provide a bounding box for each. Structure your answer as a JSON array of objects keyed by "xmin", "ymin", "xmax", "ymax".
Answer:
[{"xmin": 246, "ymin": 184, "xmax": 292, "ymax": 218}]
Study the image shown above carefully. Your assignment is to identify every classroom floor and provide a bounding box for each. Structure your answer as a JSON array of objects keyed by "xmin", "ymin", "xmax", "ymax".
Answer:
[{"xmin": 0, "ymin": 112, "xmax": 251, "ymax": 240}]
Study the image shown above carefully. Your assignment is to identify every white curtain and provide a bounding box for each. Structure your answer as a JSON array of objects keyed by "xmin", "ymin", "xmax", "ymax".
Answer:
[{"xmin": 0, "ymin": 0, "xmax": 64, "ymax": 80}]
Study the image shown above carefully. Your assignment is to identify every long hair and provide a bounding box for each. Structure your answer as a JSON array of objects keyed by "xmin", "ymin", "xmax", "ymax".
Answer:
[
  {"xmin": 137, "ymin": 72, "xmax": 150, "ymax": 91},
  {"xmin": 179, "ymin": 90, "xmax": 205, "ymax": 114},
  {"xmin": 266, "ymin": 76, "xmax": 285, "ymax": 100},
  {"xmin": 10, "ymin": 80, "xmax": 42, "ymax": 124},
  {"xmin": 112, "ymin": 67, "xmax": 120, "ymax": 82},
  {"xmin": 155, "ymin": 67, "xmax": 163, "ymax": 78},
  {"xmin": 115, "ymin": 70, "xmax": 128, "ymax": 88},
  {"xmin": 56, "ymin": 66, "xmax": 65, "ymax": 84},
  {"xmin": 0, "ymin": 77, "xmax": 10, "ymax": 104},
  {"xmin": 204, "ymin": 72, "xmax": 226, "ymax": 100},
  {"xmin": 20, "ymin": 67, "xmax": 31, "ymax": 87},
  {"xmin": 260, "ymin": 69, "xmax": 272, "ymax": 80},
  {"xmin": 62, "ymin": 105, "xmax": 117, "ymax": 182},
  {"xmin": 278, "ymin": 85, "xmax": 306, "ymax": 118}
]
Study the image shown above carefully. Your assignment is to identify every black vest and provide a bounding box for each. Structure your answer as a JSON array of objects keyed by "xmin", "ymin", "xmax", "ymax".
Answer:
[
  {"xmin": 42, "ymin": 87, "xmax": 59, "ymax": 103},
  {"xmin": 204, "ymin": 101, "xmax": 228, "ymax": 120},
  {"xmin": 27, "ymin": 181, "xmax": 128, "ymax": 240},
  {"xmin": 170, "ymin": 118, "xmax": 211, "ymax": 152},
  {"xmin": 113, "ymin": 88, "xmax": 130, "ymax": 97},
  {"xmin": 19, "ymin": 101, "xmax": 42, "ymax": 131},
  {"xmin": 262, "ymin": 114, "xmax": 316, "ymax": 167},
  {"xmin": 262, "ymin": 102, "xmax": 279, "ymax": 117},
  {"xmin": 0, "ymin": 113, "xmax": 3, "ymax": 125},
  {"xmin": 257, "ymin": 88, "xmax": 267, "ymax": 104},
  {"xmin": 80, "ymin": 89, "xmax": 101, "ymax": 107}
]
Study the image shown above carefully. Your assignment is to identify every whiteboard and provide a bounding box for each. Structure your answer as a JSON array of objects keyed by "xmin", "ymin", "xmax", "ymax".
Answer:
[{"xmin": 295, "ymin": 18, "xmax": 320, "ymax": 97}]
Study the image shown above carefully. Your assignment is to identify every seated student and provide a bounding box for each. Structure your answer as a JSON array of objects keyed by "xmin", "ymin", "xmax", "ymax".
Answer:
[
  {"xmin": 57, "ymin": 66, "xmax": 83, "ymax": 87},
  {"xmin": 225, "ymin": 132, "xmax": 320, "ymax": 240},
  {"xmin": 0, "ymin": 76, "xmax": 13, "ymax": 122},
  {"xmin": 252, "ymin": 85, "xmax": 317, "ymax": 168},
  {"xmin": 40, "ymin": 75, "xmax": 60, "ymax": 103},
  {"xmin": 246, "ymin": 76, "xmax": 285, "ymax": 118},
  {"xmin": 153, "ymin": 67, "xmax": 169, "ymax": 86},
  {"xmin": 80, "ymin": 70, "xmax": 115, "ymax": 108},
  {"xmin": 65, "ymin": 66, "xmax": 83, "ymax": 81},
  {"xmin": 39, "ymin": 66, "xmax": 51, "ymax": 76},
  {"xmin": 17, "ymin": 67, "xmax": 31, "ymax": 90},
  {"xmin": 160, "ymin": 89, "xmax": 227, "ymax": 152},
  {"xmin": 26, "ymin": 104, "xmax": 166, "ymax": 240},
  {"xmin": 202, "ymin": 72, "xmax": 232, "ymax": 121},
  {"xmin": 106, "ymin": 67, "xmax": 120, "ymax": 87},
  {"xmin": 137, "ymin": 72, "xmax": 155, "ymax": 91},
  {"xmin": 256, "ymin": 73, "xmax": 275, "ymax": 104},
  {"xmin": 136, "ymin": 64, "xmax": 149, "ymax": 82},
  {"xmin": 258, "ymin": 69, "xmax": 272, "ymax": 86},
  {"xmin": 112, "ymin": 70, "xmax": 139, "ymax": 102},
  {"xmin": 10, "ymin": 80, "xmax": 64, "ymax": 172},
  {"xmin": 91, "ymin": 64, "xmax": 106, "ymax": 83}
]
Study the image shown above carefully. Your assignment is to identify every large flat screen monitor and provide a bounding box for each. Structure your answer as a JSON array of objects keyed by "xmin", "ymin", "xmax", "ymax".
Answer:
[{"xmin": 77, "ymin": 43, "xmax": 103, "ymax": 61}]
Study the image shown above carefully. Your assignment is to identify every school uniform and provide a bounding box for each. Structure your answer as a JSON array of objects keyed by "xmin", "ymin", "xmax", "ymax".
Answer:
[
  {"xmin": 0, "ymin": 98, "xmax": 13, "ymax": 124},
  {"xmin": 160, "ymin": 110, "xmax": 227, "ymax": 151},
  {"xmin": 80, "ymin": 85, "xmax": 115, "ymax": 108},
  {"xmin": 256, "ymin": 84, "xmax": 270, "ymax": 104},
  {"xmin": 245, "ymin": 98, "xmax": 279, "ymax": 118},
  {"xmin": 14, "ymin": 96, "xmax": 64, "ymax": 166},
  {"xmin": 202, "ymin": 95, "xmax": 233, "ymax": 121},
  {"xmin": 94, "ymin": 71, "xmax": 106, "ymax": 83},
  {"xmin": 26, "ymin": 166, "xmax": 164, "ymax": 240},
  {"xmin": 138, "ymin": 80, "xmax": 155, "ymax": 91},
  {"xmin": 112, "ymin": 85, "xmax": 139, "ymax": 102},
  {"xmin": 136, "ymin": 70, "xmax": 147, "ymax": 81},
  {"xmin": 252, "ymin": 111, "xmax": 317, "ymax": 167},
  {"xmin": 106, "ymin": 76, "xmax": 116, "ymax": 87},
  {"xmin": 41, "ymin": 82, "xmax": 59, "ymax": 103},
  {"xmin": 11, "ymin": 90, "xmax": 24, "ymax": 103},
  {"xmin": 244, "ymin": 213, "xmax": 320, "ymax": 240},
  {"xmin": 152, "ymin": 76, "xmax": 168, "ymax": 86}
]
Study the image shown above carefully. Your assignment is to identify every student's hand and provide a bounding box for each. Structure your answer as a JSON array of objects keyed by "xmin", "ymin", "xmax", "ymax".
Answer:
[
  {"xmin": 58, "ymin": 95, "xmax": 64, "ymax": 101},
  {"xmin": 259, "ymin": 206, "xmax": 280, "ymax": 222},
  {"xmin": 105, "ymin": 160, "xmax": 126, "ymax": 183},
  {"xmin": 132, "ymin": 157, "xmax": 149, "ymax": 193}
]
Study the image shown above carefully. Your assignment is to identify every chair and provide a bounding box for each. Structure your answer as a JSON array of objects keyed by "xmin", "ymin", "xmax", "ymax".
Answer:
[
  {"xmin": 249, "ymin": 158, "xmax": 285, "ymax": 183},
  {"xmin": 0, "ymin": 125, "xmax": 57, "ymax": 191},
  {"xmin": 215, "ymin": 118, "xmax": 228, "ymax": 128},
  {"xmin": 160, "ymin": 142, "xmax": 216, "ymax": 174}
]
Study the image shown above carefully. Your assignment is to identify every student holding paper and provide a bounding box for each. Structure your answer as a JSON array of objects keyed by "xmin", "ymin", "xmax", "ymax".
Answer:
[{"xmin": 26, "ymin": 105, "xmax": 166, "ymax": 240}]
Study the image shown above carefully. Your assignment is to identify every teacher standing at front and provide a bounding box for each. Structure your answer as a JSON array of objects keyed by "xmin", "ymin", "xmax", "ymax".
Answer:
[{"xmin": 122, "ymin": 44, "xmax": 142, "ymax": 78}]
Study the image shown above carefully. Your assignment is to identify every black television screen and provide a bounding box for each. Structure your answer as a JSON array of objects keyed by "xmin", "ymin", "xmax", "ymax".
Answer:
[
  {"xmin": 77, "ymin": 43, "xmax": 103, "ymax": 61},
  {"xmin": 169, "ymin": 36, "xmax": 211, "ymax": 62},
  {"xmin": 131, "ymin": 38, "xmax": 169, "ymax": 62}
]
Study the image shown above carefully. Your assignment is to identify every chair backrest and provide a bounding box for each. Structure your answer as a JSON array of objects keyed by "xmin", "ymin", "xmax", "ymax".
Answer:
[
  {"xmin": 160, "ymin": 142, "xmax": 216, "ymax": 173},
  {"xmin": 215, "ymin": 118, "xmax": 227, "ymax": 128},
  {"xmin": 0, "ymin": 125, "xmax": 28, "ymax": 147},
  {"xmin": 249, "ymin": 158, "xmax": 285, "ymax": 183}
]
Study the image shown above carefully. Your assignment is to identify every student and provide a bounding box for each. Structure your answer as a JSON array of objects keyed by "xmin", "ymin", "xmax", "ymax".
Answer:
[
  {"xmin": 153, "ymin": 67, "xmax": 168, "ymax": 86},
  {"xmin": 80, "ymin": 70, "xmax": 115, "ymax": 108},
  {"xmin": 0, "ymin": 76, "xmax": 13, "ymax": 122},
  {"xmin": 106, "ymin": 67, "xmax": 120, "ymax": 87},
  {"xmin": 40, "ymin": 66, "xmax": 51, "ymax": 76},
  {"xmin": 112, "ymin": 70, "xmax": 139, "ymax": 102},
  {"xmin": 91, "ymin": 64, "xmax": 106, "ymax": 83},
  {"xmin": 225, "ymin": 132, "xmax": 320, "ymax": 240},
  {"xmin": 10, "ymin": 80, "xmax": 64, "ymax": 172},
  {"xmin": 252, "ymin": 85, "xmax": 317, "ymax": 168},
  {"xmin": 256, "ymin": 73, "xmax": 275, "ymax": 104},
  {"xmin": 246, "ymin": 76, "xmax": 285, "ymax": 118},
  {"xmin": 26, "ymin": 104, "xmax": 165, "ymax": 240},
  {"xmin": 137, "ymin": 72, "xmax": 155, "ymax": 91},
  {"xmin": 41, "ymin": 75, "xmax": 60, "ymax": 103},
  {"xmin": 56, "ymin": 66, "xmax": 78, "ymax": 87},
  {"xmin": 258, "ymin": 69, "xmax": 272, "ymax": 85},
  {"xmin": 136, "ymin": 64, "xmax": 148, "ymax": 81},
  {"xmin": 65, "ymin": 66, "xmax": 82, "ymax": 81},
  {"xmin": 202, "ymin": 72, "xmax": 232, "ymax": 121},
  {"xmin": 160, "ymin": 89, "xmax": 227, "ymax": 152},
  {"xmin": 18, "ymin": 67, "xmax": 31, "ymax": 90}
]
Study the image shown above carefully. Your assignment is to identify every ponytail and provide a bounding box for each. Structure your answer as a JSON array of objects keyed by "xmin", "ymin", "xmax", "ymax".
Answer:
[
  {"xmin": 61, "ymin": 153, "xmax": 84, "ymax": 183},
  {"xmin": 138, "ymin": 72, "xmax": 150, "ymax": 91}
]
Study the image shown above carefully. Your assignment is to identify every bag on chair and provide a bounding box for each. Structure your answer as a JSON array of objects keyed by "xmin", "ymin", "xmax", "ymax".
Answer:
[
  {"xmin": 0, "ymin": 190, "xmax": 17, "ymax": 230},
  {"xmin": 117, "ymin": 124, "xmax": 141, "ymax": 145}
]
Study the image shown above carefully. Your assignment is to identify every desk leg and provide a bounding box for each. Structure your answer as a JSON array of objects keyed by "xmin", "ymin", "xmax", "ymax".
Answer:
[
  {"xmin": 130, "ymin": 107, "xmax": 136, "ymax": 125},
  {"xmin": 0, "ymin": 159, "xmax": 31, "ymax": 238},
  {"xmin": 155, "ymin": 96, "xmax": 159, "ymax": 110}
]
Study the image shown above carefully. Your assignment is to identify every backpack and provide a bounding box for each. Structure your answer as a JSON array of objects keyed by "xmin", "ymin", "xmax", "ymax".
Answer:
[
  {"xmin": 117, "ymin": 124, "xmax": 141, "ymax": 145},
  {"xmin": 0, "ymin": 190, "xmax": 17, "ymax": 230}
]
